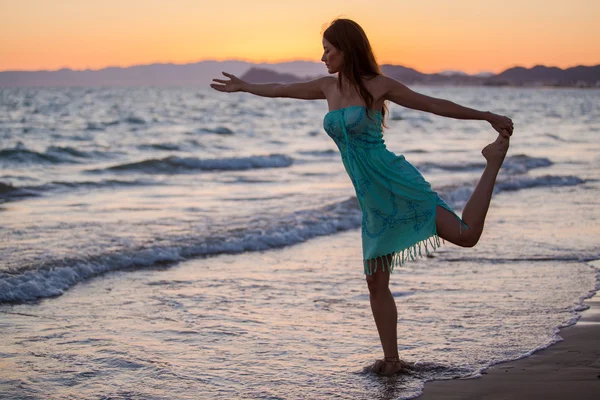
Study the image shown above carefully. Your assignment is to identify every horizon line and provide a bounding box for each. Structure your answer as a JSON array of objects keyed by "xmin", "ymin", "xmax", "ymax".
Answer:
[{"xmin": 1, "ymin": 58, "xmax": 599, "ymax": 75}]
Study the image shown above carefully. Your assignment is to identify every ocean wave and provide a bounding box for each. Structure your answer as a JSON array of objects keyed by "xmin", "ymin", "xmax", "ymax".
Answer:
[
  {"xmin": 389, "ymin": 112, "xmax": 404, "ymax": 121},
  {"xmin": 0, "ymin": 179, "xmax": 155, "ymax": 202},
  {"xmin": 85, "ymin": 122, "xmax": 105, "ymax": 131},
  {"xmin": 0, "ymin": 198, "xmax": 361, "ymax": 303},
  {"xmin": 419, "ymin": 161, "xmax": 486, "ymax": 172},
  {"xmin": 502, "ymin": 154, "xmax": 553, "ymax": 174},
  {"xmin": 0, "ymin": 181, "xmax": 37, "ymax": 200},
  {"xmin": 0, "ymin": 181, "xmax": 18, "ymax": 195},
  {"xmin": 42, "ymin": 179, "xmax": 156, "ymax": 190},
  {"xmin": 46, "ymin": 146, "xmax": 94, "ymax": 159},
  {"xmin": 125, "ymin": 115, "xmax": 146, "ymax": 124},
  {"xmin": 0, "ymin": 171, "xmax": 589, "ymax": 303},
  {"xmin": 89, "ymin": 154, "xmax": 294, "ymax": 174},
  {"xmin": 496, "ymin": 175, "xmax": 585, "ymax": 192},
  {"xmin": 0, "ymin": 145, "xmax": 66, "ymax": 164},
  {"xmin": 85, "ymin": 120, "xmax": 122, "ymax": 130},
  {"xmin": 0, "ymin": 143, "xmax": 100, "ymax": 165},
  {"xmin": 137, "ymin": 143, "xmax": 182, "ymax": 151},
  {"xmin": 543, "ymin": 133, "xmax": 570, "ymax": 142},
  {"xmin": 419, "ymin": 154, "xmax": 552, "ymax": 174},
  {"xmin": 297, "ymin": 149, "xmax": 338, "ymax": 157},
  {"xmin": 439, "ymin": 174, "xmax": 586, "ymax": 208},
  {"xmin": 194, "ymin": 126, "xmax": 234, "ymax": 135}
]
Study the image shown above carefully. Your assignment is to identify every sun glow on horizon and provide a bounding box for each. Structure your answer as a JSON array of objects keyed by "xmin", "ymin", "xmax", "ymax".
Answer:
[{"xmin": 1, "ymin": 0, "xmax": 599, "ymax": 74}]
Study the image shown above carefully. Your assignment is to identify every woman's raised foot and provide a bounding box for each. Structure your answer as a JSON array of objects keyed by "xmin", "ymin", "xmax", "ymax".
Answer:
[{"xmin": 482, "ymin": 134, "xmax": 509, "ymax": 169}]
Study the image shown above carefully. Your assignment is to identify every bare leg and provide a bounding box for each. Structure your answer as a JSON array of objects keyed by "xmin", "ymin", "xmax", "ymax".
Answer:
[
  {"xmin": 436, "ymin": 134, "xmax": 509, "ymax": 247},
  {"xmin": 366, "ymin": 135, "xmax": 508, "ymax": 375},
  {"xmin": 366, "ymin": 259, "xmax": 412, "ymax": 376},
  {"xmin": 367, "ymin": 267, "xmax": 397, "ymax": 358}
]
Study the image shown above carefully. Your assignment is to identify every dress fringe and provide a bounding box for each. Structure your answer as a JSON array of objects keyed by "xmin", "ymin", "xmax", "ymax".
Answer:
[{"xmin": 363, "ymin": 233, "xmax": 442, "ymax": 275}]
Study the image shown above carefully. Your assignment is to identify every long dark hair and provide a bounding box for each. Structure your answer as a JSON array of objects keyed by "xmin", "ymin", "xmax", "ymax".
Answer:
[{"xmin": 323, "ymin": 18, "xmax": 388, "ymax": 124}]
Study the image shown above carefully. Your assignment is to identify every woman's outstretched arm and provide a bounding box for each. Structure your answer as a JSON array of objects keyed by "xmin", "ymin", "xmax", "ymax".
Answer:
[
  {"xmin": 381, "ymin": 76, "xmax": 513, "ymax": 137},
  {"xmin": 211, "ymin": 72, "xmax": 330, "ymax": 100}
]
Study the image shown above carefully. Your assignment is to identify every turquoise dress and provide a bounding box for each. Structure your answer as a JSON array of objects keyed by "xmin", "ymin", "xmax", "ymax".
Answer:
[{"xmin": 323, "ymin": 106, "xmax": 468, "ymax": 275}]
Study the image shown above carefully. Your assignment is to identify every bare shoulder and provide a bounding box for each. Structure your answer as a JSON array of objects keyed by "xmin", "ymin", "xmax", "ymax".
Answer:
[
  {"xmin": 375, "ymin": 75, "xmax": 419, "ymax": 102},
  {"xmin": 319, "ymin": 75, "xmax": 337, "ymax": 89},
  {"xmin": 316, "ymin": 75, "xmax": 337, "ymax": 98},
  {"xmin": 372, "ymin": 75, "xmax": 400, "ymax": 93},
  {"xmin": 377, "ymin": 75, "xmax": 436, "ymax": 112},
  {"xmin": 363, "ymin": 75, "xmax": 395, "ymax": 106},
  {"xmin": 372, "ymin": 74, "xmax": 392, "ymax": 85}
]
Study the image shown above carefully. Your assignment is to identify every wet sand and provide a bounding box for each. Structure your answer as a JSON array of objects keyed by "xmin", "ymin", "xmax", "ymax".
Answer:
[{"xmin": 418, "ymin": 296, "xmax": 600, "ymax": 400}]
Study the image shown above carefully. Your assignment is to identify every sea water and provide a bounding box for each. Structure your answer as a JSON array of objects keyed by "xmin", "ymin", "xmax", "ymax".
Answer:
[{"xmin": 0, "ymin": 86, "xmax": 599, "ymax": 399}]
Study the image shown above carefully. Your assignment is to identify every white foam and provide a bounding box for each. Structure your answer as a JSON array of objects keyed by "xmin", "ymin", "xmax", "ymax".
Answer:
[
  {"xmin": 0, "ymin": 198, "xmax": 361, "ymax": 303},
  {"xmin": 94, "ymin": 154, "xmax": 294, "ymax": 173},
  {"xmin": 439, "ymin": 174, "xmax": 585, "ymax": 209}
]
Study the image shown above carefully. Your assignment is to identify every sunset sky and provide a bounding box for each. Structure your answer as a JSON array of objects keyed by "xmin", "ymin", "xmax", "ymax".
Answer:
[{"xmin": 1, "ymin": 0, "xmax": 599, "ymax": 74}]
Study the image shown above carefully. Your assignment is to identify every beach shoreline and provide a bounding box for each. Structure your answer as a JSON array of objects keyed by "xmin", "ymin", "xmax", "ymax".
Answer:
[
  {"xmin": 1, "ymin": 229, "xmax": 598, "ymax": 399},
  {"xmin": 417, "ymin": 294, "xmax": 600, "ymax": 399}
]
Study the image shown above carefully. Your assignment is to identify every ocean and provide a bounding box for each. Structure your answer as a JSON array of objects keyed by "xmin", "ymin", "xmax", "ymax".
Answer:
[{"xmin": 1, "ymin": 85, "xmax": 599, "ymax": 399}]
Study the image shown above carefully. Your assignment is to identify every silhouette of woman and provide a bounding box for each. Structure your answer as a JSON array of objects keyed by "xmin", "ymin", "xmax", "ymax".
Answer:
[{"xmin": 211, "ymin": 18, "xmax": 513, "ymax": 376}]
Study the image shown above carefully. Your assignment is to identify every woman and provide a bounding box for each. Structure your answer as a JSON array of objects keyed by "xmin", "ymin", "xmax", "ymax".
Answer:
[{"xmin": 211, "ymin": 18, "xmax": 513, "ymax": 376}]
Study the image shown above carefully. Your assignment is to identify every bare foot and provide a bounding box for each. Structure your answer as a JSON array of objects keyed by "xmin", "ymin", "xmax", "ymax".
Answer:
[
  {"xmin": 482, "ymin": 134, "xmax": 509, "ymax": 169},
  {"xmin": 370, "ymin": 358, "xmax": 413, "ymax": 376}
]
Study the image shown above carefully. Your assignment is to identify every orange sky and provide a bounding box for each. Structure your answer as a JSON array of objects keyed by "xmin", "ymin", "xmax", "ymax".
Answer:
[{"xmin": 1, "ymin": 0, "xmax": 599, "ymax": 74}]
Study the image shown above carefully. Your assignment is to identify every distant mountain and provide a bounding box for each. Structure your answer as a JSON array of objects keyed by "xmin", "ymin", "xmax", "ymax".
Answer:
[
  {"xmin": 0, "ymin": 61, "xmax": 250, "ymax": 87},
  {"xmin": 438, "ymin": 70, "xmax": 469, "ymax": 76},
  {"xmin": 380, "ymin": 65, "xmax": 487, "ymax": 85},
  {"xmin": 252, "ymin": 61, "xmax": 325, "ymax": 78},
  {"xmin": 240, "ymin": 67, "xmax": 317, "ymax": 84},
  {"xmin": 1, "ymin": 61, "xmax": 598, "ymax": 88},
  {"xmin": 0, "ymin": 61, "xmax": 324, "ymax": 88},
  {"xmin": 488, "ymin": 65, "xmax": 600, "ymax": 87},
  {"xmin": 242, "ymin": 64, "xmax": 600, "ymax": 88},
  {"xmin": 380, "ymin": 65, "xmax": 426, "ymax": 82}
]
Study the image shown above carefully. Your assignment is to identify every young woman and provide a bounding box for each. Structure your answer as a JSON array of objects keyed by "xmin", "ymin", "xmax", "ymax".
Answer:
[{"xmin": 211, "ymin": 18, "xmax": 513, "ymax": 376}]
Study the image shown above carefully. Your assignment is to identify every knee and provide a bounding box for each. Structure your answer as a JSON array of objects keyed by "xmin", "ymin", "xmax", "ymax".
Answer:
[
  {"xmin": 459, "ymin": 231, "xmax": 480, "ymax": 248},
  {"xmin": 365, "ymin": 274, "xmax": 387, "ymax": 296}
]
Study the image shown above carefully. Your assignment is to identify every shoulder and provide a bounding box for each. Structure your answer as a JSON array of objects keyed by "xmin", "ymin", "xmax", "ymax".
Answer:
[
  {"xmin": 361, "ymin": 75, "xmax": 400, "ymax": 103},
  {"xmin": 319, "ymin": 75, "xmax": 337, "ymax": 87},
  {"xmin": 317, "ymin": 75, "xmax": 338, "ymax": 95},
  {"xmin": 371, "ymin": 75, "xmax": 399, "ymax": 92}
]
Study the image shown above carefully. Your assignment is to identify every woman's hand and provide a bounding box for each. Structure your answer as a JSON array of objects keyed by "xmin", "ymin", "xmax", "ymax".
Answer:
[
  {"xmin": 210, "ymin": 72, "xmax": 245, "ymax": 93},
  {"xmin": 488, "ymin": 112, "xmax": 514, "ymax": 138}
]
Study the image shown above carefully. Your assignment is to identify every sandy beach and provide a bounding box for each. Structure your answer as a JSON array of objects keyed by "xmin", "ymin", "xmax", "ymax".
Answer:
[{"xmin": 419, "ymin": 295, "xmax": 600, "ymax": 399}]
